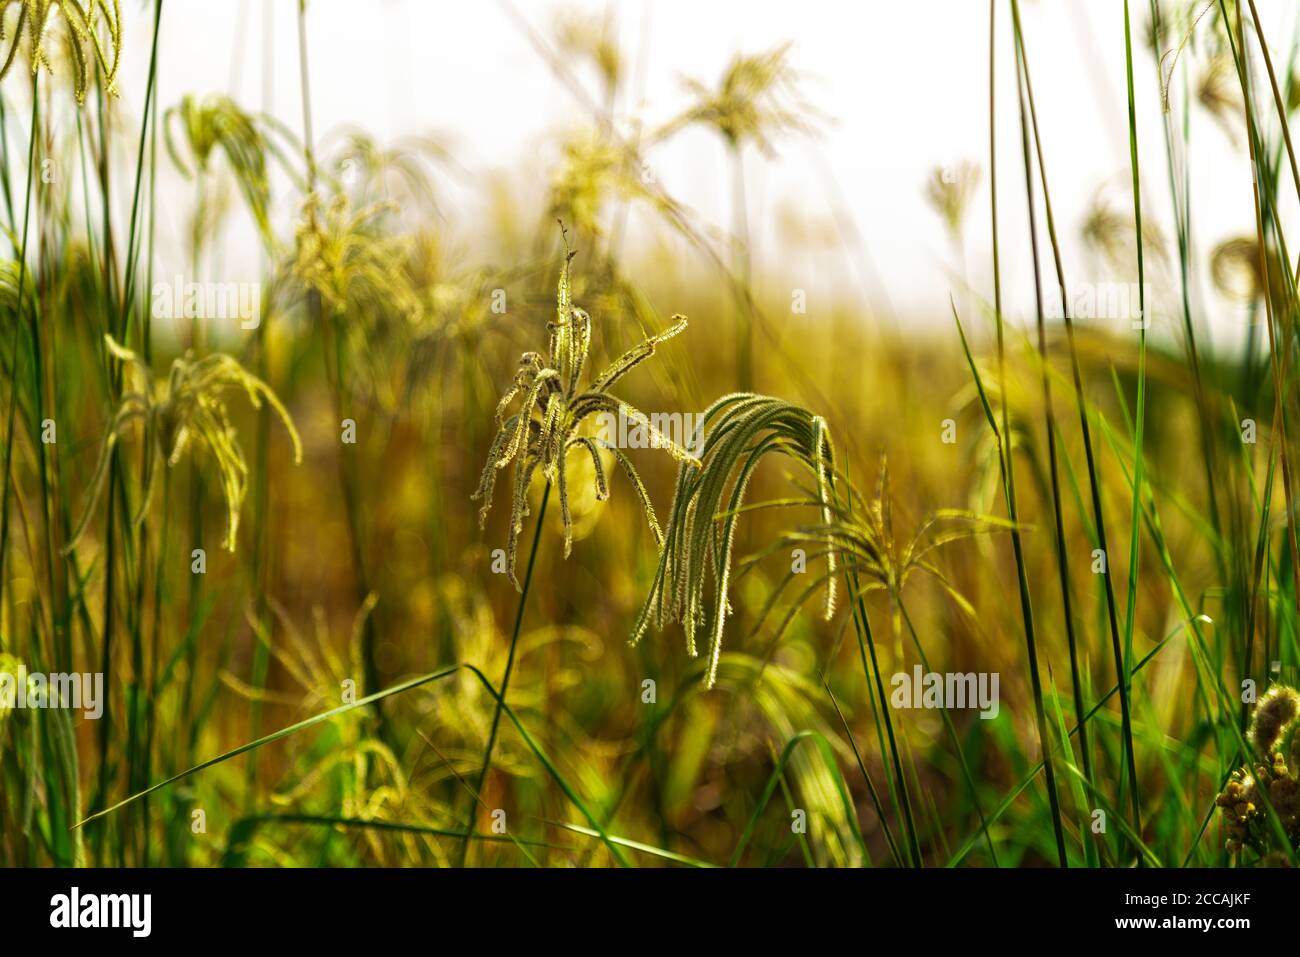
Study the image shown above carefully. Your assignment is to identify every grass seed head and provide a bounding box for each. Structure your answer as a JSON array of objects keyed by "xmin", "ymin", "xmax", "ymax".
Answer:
[
  {"xmin": 553, "ymin": 9, "xmax": 622, "ymax": 102},
  {"xmin": 656, "ymin": 41, "xmax": 818, "ymax": 155},
  {"xmin": 1251, "ymin": 686, "xmax": 1300, "ymax": 755},
  {"xmin": 473, "ymin": 225, "xmax": 696, "ymax": 589},
  {"xmin": 629, "ymin": 395, "xmax": 840, "ymax": 688},
  {"xmin": 925, "ymin": 161, "xmax": 980, "ymax": 241},
  {"xmin": 288, "ymin": 191, "xmax": 420, "ymax": 324},
  {"xmin": 1218, "ymin": 685, "xmax": 1300, "ymax": 855},
  {"xmin": 67, "ymin": 336, "xmax": 302, "ymax": 554},
  {"xmin": 165, "ymin": 93, "xmax": 281, "ymax": 247},
  {"xmin": 0, "ymin": 0, "xmax": 122, "ymax": 103}
]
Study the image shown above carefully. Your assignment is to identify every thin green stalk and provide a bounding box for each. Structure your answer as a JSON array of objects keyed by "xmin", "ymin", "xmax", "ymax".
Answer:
[
  {"xmin": 1011, "ymin": 0, "xmax": 1142, "ymax": 848},
  {"xmin": 1247, "ymin": 0, "xmax": 1300, "ymax": 260},
  {"xmin": 24, "ymin": 82, "xmax": 63, "ymax": 676},
  {"xmin": 1118, "ymin": 9, "xmax": 1149, "ymax": 863},
  {"xmin": 1011, "ymin": 19, "xmax": 1094, "ymax": 801},
  {"xmin": 989, "ymin": 0, "xmax": 1067, "ymax": 866},
  {"xmin": 821, "ymin": 456, "xmax": 918, "ymax": 866},
  {"xmin": 88, "ymin": 68, "xmax": 118, "ymax": 869},
  {"xmin": 0, "ymin": 93, "xmax": 15, "ymax": 231},
  {"xmin": 1239, "ymin": 0, "xmax": 1300, "ymax": 689},
  {"xmin": 91, "ymin": 0, "xmax": 164, "ymax": 863},
  {"xmin": 295, "ymin": 0, "xmax": 384, "ymax": 731},
  {"xmin": 823, "ymin": 677, "xmax": 904, "ymax": 868},
  {"xmin": 845, "ymin": 562, "xmax": 921, "ymax": 866},
  {"xmin": 77, "ymin": 667, "xmax": 461, "ymax": 829},
  {"xmin": 895, "ymin": 599, "xmax": 999, "ymax": 865},
  {"xmin": 246, "ymin": 0, "xmax": 278, "ymax": 806},
  {"xmin": 0, "ymin": 76, "xmax": 38, "ymax": 645},
  {"xmin": 731, "ymin": 144, "xmax": 754, "ymax": 392},
  {"xmin": 1148, "ymin": 1, "xmax": 1226, "ymax": 594},
  {"xmin": 457, "ymin": 480, "xmax": 552, "ymax": 867},
  {"xmin": 1224, "ymin": 0, "xmax": 1300, "ymax": 651},
  {"xmin": 133, "ymin": 50, "xmax": 162, "ymax": 865}
]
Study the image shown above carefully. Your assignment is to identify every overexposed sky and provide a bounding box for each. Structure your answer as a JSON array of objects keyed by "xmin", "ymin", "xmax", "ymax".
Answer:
[{"xmin": 101, "ymin": 0, "xmax": 1300, "ymax": 344}]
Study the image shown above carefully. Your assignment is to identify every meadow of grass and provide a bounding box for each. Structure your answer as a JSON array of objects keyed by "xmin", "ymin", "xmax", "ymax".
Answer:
[{"xmin": 1, "ymin": 0, "xmax": 1300, "ymax": 871}]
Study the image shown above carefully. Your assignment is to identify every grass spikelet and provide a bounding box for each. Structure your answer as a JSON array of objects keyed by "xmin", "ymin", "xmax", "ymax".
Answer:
[
  {"xmin": 548, "ymin": 132, "xmax": 643, "ymax": 241},
  {"xmin": 925, "ymin": 161, "xmax": 980, "ymax": 240},
  {"xmin": 630, "ymin": 393, "xmax": 838, "ymax": 688},
  {"xmin": 655, "ymin": 41, "xmax": 818, "ymax": 154},
  {"xmin": 1217, "ymin": 685, "xmax": 1300, "ymax": 858},
  {"xmin": 811, "ymin": 414, "xmax": 835, "ymax": 620},
  {"xmin": 288, "ymin": 190, "xmax": 419, "ymax": 323},
  {"xmin": 474, "ymin": 225, "xmax": 697, "ymax": 588},
  {"xmin": 66, "ymin": 335, "xmax": 302, "ymax": 554},
  {"xmin": 1157, "ymin": 0, "xmax": 1216, "ymax": 110},
  {"xmin": 0, "ymin": 0, "xmax": 122, "ymax": 102},
  {"xmin": 1251, "ymin": 686, "xmax": 1300, "ymax": 754},
  {"xmin": 164, "ymin": 93, "xmax": 288, "ymax": 246}
]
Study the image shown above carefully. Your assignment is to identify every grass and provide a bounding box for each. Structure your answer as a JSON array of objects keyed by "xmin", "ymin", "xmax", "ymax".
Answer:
[
  {"xmin": 992, "ymin": 0, "xmax": 1068, "ymax": 866},
  {"xmin": 2, "ymin": 0, "xmax": 1300, "ymax": 869}
]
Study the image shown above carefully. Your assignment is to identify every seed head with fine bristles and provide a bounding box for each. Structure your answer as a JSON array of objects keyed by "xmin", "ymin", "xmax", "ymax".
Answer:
[
  {"xmin": 1216, "ymin": 684, "xmax": 1300, "ymax": 856},
  {"xmin": 552, "ymin": 9, "xmax": 622, "ymax": 104},
  {"xmin": 629, "ymin": 394, "xmax": 840, "ymax": 689},
  {"xmin": 165, "ymin": 93, "xmax": 288, "ymax": 248},
  {"xmin": 474, "ymin": 227, "xmax": 699, "ymax": 589},
  {"xmin": 925, "ymin": 161, "xmax": 980, "ymax": 241},
  {"xmin": 0, "ymin": 0, "xmax": 121, "ymax": 103},
  {"xmin": 654, "ymin": 42, "xmax": 818, "ymax": 156},
  {"xmin": 1251, "ymin": 686, "xmax": 1300, "ymax": 755},
  {"xmin": 66, "ymin": 336, "xmax": 302, "ymax": 554},
  {"xmin": 288, "ymin": 191, "xmax": 420, "ymax": 324}
]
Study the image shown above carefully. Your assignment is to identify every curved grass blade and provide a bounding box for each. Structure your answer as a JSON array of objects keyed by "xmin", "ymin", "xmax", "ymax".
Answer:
[
  {"xmin": 74, "ymin": 668, "xmax": 460, "ymax": 829},
  {"xmin": 458, "ymin": 663, "xmax": 633, "ymax": 867},
  {"xmin": 728, "ymin": 729, "xmax": 866, "ymax": 867},
  {"xmin": 228, "ymin": 813, "xmax": 566, "ymax": 850},
  {"xmin": 554, "ymin": 822, "xmax": 719, "ymax": 867}
]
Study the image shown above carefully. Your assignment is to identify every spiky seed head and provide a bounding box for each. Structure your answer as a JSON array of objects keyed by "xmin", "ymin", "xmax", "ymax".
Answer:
[
  {"xmin": 0, "ymin": 0, "xmax": 123, "ymax": 104},
  {"xmin": 925, "ymin": 161, "xmax": 979, "ymax": 240},
  {"xmin": 474, "ymin": 229, "xmax": 695, "ymax": 589},
  {"xmin": 66, "ymin": 336, "xmax": 301, "ymax": 555},
  {"xmin": 658, "ymin": 42, "xmax": 819, "ymax": 155},
  {"xmin": 553, "ymin": 9, "xmax": 622, "ymax": 97},
  {"xmin": 288, "ymin": 191, "xmax": 420, "ymax": 323},
  {"xmin": 1251, "ymin": 686, "xmax": 1300, "ymax": 755}
]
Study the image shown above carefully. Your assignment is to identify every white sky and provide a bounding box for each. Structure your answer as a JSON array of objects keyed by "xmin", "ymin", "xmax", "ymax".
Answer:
[{"xmin": 107, "ymin": 0, "xmax": 1300, "ymax": 343}]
